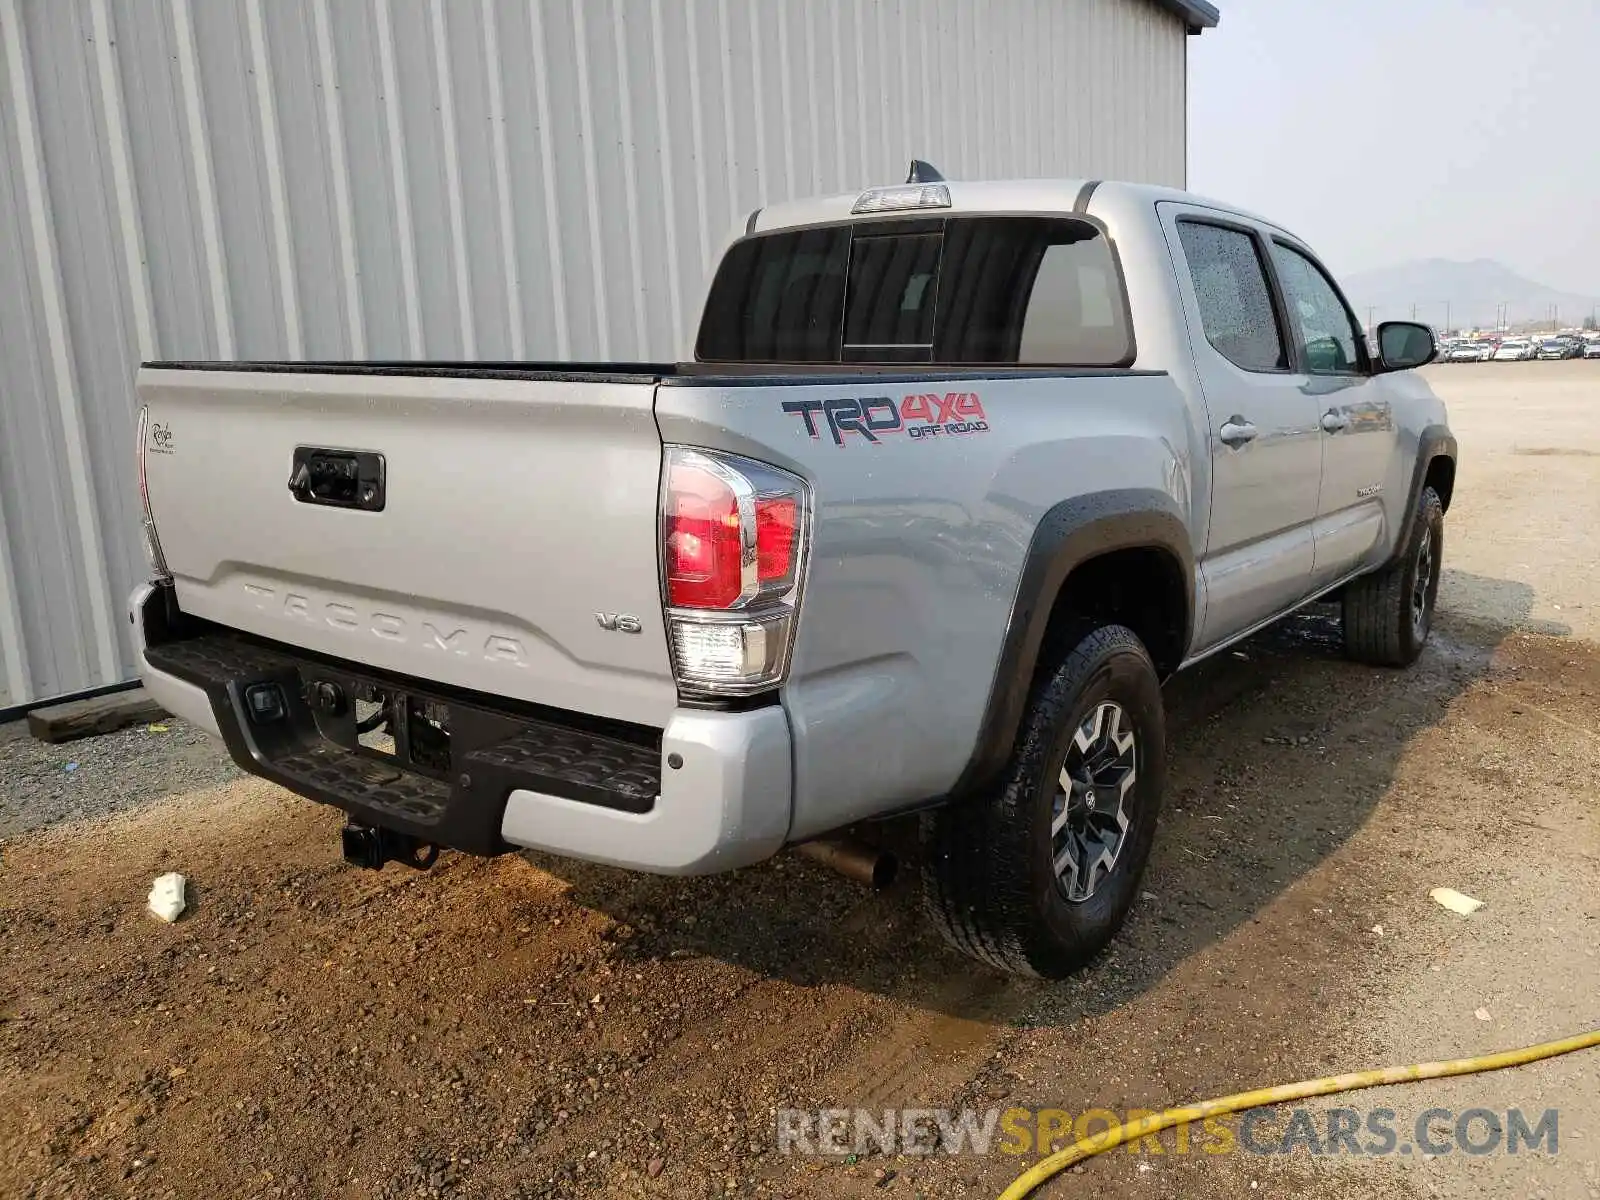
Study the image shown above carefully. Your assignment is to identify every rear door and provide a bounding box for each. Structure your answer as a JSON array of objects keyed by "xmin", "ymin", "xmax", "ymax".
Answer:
[
  {"xmin": 137, "ymin": 366, "xmax": 677, "ymax": 727},
  {"xmin": 1161, "ymin": 208, "xmax": 1322, "ymax": 649},
  {"xmin": 1265, "ymin": 239, "xmax": 1397, "ymax": 588}
]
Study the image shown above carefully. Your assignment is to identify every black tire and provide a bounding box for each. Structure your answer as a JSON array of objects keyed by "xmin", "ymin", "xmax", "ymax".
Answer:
[
  {"xmin": 921, "ymin": 624, "xmax": 1165, "ymax": 979},
  {"xmin": 1342, "ymin": 485, "xmax": 1444, "ymax": 667}
]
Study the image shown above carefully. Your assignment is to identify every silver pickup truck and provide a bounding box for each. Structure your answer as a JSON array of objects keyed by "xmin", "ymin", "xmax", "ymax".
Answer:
[{"xmin": 133, "ymin": 171, "xmax": 1456, "ymax": 978}]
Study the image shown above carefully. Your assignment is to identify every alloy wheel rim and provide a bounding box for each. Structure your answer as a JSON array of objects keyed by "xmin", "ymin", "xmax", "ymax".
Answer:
[
  {"xmin": 1412, "ymin": 526, "xmax": 1434, "ymax": 640},
  {"xmin": 1050, "ymin": 700, "xmax": 1138, "ymax": 903}
]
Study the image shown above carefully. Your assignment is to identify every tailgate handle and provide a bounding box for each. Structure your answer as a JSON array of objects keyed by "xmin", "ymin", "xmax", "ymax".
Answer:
[{"xmin": 289, "ymin": 447, "xmax": 386, "ymax": 512}]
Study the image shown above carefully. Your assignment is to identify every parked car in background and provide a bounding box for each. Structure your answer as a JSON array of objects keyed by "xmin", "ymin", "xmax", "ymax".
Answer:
[
  {"xmin": 1493, "ymin": 339, "xmax": 1535, "ymax": 361},
  {"xmin": 1448, "ymin": 341, "xmax": 1493, "ymax": 362},
  {"xmin": 1584, "ymin": 340, "xmax": 1600, "ymax": 359},
  {"xmin": 1537, "ymin": 338, "xmax": 1574, "ymax": 360}
]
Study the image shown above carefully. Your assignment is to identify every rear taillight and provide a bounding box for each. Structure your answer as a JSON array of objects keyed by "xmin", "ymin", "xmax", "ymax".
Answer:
[
  {"xmin": 661, "ymin": 447, "xmax": 810, "ymax": 696},
  {"xmin": 135, "ymin": 406, "xmax": 172, "ymax": 581},
  {"xmin": 663, "ymin": 454, "xmax": 745, "ymax": 609}
]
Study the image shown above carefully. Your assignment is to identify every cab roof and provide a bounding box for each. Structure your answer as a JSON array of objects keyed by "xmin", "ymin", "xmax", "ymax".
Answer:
[{"xmin": 748, "ymin": 178, "xmax": 1289, "ymax": 243}]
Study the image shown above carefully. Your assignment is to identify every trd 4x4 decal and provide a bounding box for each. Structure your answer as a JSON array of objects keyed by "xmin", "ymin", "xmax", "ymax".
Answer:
[{"xmin": 782, "ymin": 392, "xmax": 990, "ymax": 446}]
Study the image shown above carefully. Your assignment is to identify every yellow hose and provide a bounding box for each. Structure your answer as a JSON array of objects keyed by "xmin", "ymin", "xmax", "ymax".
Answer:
[{"xmin": 998, "ymin": 1026, "xmax": 1600, "ymax": 1200}]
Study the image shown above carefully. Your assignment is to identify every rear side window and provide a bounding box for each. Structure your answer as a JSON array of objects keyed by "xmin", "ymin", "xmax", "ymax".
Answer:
[
  {"xmin": 696, "ymin": 216, "xmax": 1133, "ymax": 366},
  {"xmin": 1176, "ymin": 221, "xmax": 1287, "ymax": 373}
]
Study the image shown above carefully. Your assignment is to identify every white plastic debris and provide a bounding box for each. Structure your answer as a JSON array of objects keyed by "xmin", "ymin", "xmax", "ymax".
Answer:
[
  {"xmin": 1474, "ymin": 1007, "xmax": 1492, "ymax": 1022},
  {"xmin": 1430, "ymin": 888, "xmax": 1485, "ymax": 916},
  {"xmin": 147, "ymin": 872, "xmax": 187, "ymax": 923}
]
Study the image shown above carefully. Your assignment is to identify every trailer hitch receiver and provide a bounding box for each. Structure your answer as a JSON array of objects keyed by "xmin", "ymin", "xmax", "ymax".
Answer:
[{"xmin": 340, "ymin": 822, "xmax": 440, "ymax": 871}]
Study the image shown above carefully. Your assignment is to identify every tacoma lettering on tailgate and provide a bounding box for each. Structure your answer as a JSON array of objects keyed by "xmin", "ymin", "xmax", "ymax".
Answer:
[{"xmin": 241, "ymin": 583, "xmax": 528, "ymax": 666}]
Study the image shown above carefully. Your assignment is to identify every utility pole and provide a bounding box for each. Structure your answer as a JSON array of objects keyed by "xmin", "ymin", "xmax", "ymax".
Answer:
[
  {"xmin": 1444, "ymin": 301, "xmax": 1450, "ymax": 334},
  {"xmin": 1411, "ymin": 302, "xmax": 1418, "ymax": 320}
]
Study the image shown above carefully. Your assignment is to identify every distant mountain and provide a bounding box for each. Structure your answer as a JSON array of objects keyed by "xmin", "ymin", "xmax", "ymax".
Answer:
[{"xmin": 1341, "ymin": 259, "xmax": 1598, "ymax": 332}]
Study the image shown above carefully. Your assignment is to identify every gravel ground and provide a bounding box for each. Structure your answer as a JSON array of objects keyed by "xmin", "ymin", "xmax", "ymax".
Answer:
[
  {"xmin": 0, "ymin": 362, "xmax": 1596, "ymax": 1200},
  {"xmin": 0, "ymin": 717, "xmax": 239, "ymax": 840}
]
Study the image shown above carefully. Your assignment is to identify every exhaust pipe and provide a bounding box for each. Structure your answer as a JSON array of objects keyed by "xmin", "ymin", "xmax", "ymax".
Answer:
[
  {"xmin": 795, "ymin": 836, "xmax": 898, "ymax": 889},
  {"xmin": 341, "ymin": 822, "xmax": 439, "ymax": 871}
]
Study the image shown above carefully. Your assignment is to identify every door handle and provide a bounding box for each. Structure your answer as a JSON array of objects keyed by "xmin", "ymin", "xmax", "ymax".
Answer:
[
  {"xmin": 1218, "ymin": 417, "xmax": 1258, "ymax": 448},
  {"xmin": 1321, "ymin": 410, "xmax": 1351, "ymax": 434}
]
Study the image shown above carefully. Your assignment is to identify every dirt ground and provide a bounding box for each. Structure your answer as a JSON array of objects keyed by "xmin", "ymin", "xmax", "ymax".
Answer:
[{"xmin": 3, "ymin": 361, "xmax": 1598, "ymax": 1200}]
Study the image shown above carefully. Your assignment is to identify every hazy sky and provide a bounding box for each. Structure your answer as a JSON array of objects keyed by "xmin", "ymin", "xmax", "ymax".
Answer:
[{"xmin": 1188, "ymin": 0, "xmax": 1599, "ymax": 291}]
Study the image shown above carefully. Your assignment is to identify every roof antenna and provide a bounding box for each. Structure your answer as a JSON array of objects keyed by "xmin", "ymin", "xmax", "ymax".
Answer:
[{"xmin": 906, "ymin": 159, "xmax": 945, "ymax": 184}]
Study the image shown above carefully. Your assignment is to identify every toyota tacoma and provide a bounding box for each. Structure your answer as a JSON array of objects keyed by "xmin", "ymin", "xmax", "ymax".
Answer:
[{"xmin": 132, "ymin": 169, "xmax": 1456, "ymax": 977}]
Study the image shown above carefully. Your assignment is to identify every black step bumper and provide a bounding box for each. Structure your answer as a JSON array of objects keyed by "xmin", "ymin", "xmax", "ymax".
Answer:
[{"xmin": 139, "ymin": 595, "xmax": 662, "ymax": 857}]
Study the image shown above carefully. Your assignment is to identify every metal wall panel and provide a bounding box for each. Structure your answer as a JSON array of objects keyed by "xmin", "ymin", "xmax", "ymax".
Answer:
[{"xmin": 0, "ymin": 0, "xmax": 1188, "ymax": 708}]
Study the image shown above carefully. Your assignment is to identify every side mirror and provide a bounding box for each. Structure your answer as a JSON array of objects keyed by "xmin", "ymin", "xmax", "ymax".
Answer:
[{"xmin": 1374, "ymin": 321, "xmax": 1438, "ymax": 373}]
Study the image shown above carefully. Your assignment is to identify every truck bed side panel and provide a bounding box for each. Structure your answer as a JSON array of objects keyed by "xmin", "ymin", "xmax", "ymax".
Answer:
[{"xmin": 655, "ymin": 372, "xmax": 1197, "ymax": 838}]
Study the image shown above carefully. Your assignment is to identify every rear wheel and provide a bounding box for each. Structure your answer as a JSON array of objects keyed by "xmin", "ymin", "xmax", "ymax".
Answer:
[
  {"xmin": 1342, "ymin": 485, "xmax": 1444, "ymax": 667},
  {"xmin": 921, "ymin": 624, "xmax": 1165, "ymax": 978}
]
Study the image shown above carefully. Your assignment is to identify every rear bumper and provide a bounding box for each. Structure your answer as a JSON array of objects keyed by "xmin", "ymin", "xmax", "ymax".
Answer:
[{"xmin": 130, "ymin": 583, "xmax": 791, "ymax": 874}]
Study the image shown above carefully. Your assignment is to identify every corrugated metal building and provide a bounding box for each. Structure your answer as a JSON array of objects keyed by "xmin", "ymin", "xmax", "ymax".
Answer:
[{"xmin": 0, "ymin": 0, "xmax": 1216, "ymax": 710}]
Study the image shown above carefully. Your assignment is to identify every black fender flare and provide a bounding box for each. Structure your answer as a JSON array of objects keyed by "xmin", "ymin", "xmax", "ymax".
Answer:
[
  {"xmin": 1385, "ymin": 425, "xmax": 1457, "ymax": 568},
  {"xmin": 947, "ymin": 489, "xmax": 1194, "ymax": 800}
]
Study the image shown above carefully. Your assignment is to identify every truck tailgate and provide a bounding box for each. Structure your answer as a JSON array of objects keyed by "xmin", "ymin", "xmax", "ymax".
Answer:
[{"xmin": 136, "ymin": 367, "xmax": 676, "ymax": 728}]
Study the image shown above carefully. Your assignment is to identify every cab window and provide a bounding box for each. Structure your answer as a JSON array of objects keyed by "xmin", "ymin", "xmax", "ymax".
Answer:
[
  {"xmin": 1270, "ymin": 242, "xmax": 1367, "ymax": 374},
  {"xmin": 1175, "ymin": 220, "xmax": 1287, "ymax": 373},
  {"xmin": 696, "ymin": 216, "xmax": 1133, "ymax": 366}
]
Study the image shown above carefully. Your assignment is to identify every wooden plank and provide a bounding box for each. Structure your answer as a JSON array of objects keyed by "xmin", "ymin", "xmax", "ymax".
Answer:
[{"xmin": 26, "ymin": 687, "xmax": 168, "ymax": 744}]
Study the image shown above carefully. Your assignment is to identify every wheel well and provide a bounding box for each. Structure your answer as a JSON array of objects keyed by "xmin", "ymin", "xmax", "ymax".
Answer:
[
  {"xmin": 1425, "ymin": 455, "xmax": 1455, "ymax": 511},
  {"xmin": 1036, "ymin": 547, "xmax": 1189, "ymax": 680}
]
